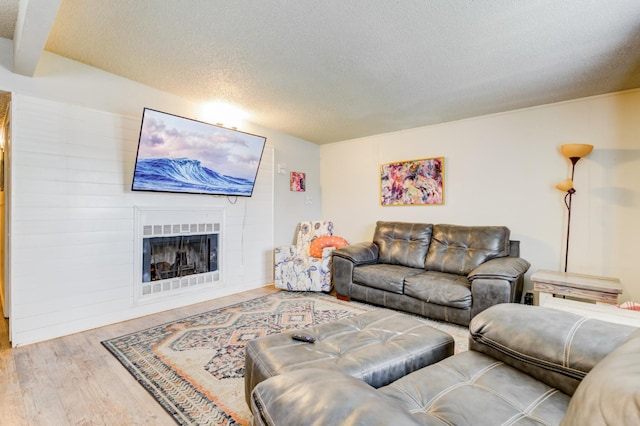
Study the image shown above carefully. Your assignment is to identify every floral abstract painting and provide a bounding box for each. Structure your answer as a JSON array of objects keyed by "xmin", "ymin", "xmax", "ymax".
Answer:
[
  {"xmin": 381, "ymin": 157, "xmax": 444, "ymax": 205},
  {"xmin": 290, "ymin": 171, "xmax": 306, "ymax": 192}
]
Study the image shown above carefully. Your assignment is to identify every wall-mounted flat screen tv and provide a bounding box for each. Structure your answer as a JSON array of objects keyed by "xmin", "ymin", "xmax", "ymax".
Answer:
[{"xmin": 132, "ymin": 108, "xmax": 267, "ymax": 197}]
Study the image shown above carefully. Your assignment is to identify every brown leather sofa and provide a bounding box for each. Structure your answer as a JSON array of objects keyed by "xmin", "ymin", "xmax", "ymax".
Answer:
[
  {"xmin": 250, "ymin": 304, "xmax": 640, "ymax": 425},
  {"xmin": 332, "ymin": 221, "xmax": 531, "ymax": 326}
]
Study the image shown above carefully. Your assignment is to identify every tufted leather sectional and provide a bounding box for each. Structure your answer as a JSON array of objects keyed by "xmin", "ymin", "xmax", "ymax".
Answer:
[
  {"xmin": 332, "ymin": 221, "xmax": 531, "ymax": 326},
  {"xmin": 243, "ymin": 309, "xmax": 454, "ymax": 407},
  {"xmin": 250, "ymin": 304, "xmax": 640, "ymax": 425}
]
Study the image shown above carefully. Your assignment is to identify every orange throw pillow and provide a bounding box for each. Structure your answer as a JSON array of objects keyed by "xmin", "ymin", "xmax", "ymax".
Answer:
[{"xmin": 309, "ymin": 236, "xmax": 348, "ymax": 258}]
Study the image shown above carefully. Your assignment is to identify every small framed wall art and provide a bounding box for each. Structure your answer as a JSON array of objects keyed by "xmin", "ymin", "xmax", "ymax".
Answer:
[
  {"xmin": 290, "ymin": 171, "xmax": 306, "ymax": 192},
  {"xmin": 380, "ymin": 156, "xmax": 444, "ymax": 206}
]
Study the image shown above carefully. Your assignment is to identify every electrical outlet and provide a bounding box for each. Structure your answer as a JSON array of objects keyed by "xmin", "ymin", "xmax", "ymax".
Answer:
[
  {"xmin": 277, "ymin": 163, "xmax": 287, "ymax": 174},
  {"xmin": 305, "ymin": 195, "xmax": 312, "ymax": 205}
]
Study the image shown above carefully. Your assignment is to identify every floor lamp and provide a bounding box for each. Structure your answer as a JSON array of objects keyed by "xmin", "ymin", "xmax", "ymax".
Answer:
[{"xmin": 555, "ymin": 144, "xmax": 593, "ymax": 272}]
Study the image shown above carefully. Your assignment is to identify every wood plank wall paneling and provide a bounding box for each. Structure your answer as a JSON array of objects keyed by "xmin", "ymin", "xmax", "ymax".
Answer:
[{"xmin": 9, "ymin": 95, "xmax": 275, "ymax": 346}]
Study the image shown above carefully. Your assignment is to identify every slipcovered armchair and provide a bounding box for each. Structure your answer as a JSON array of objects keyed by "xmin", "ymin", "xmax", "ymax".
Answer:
[{"xmin": 274, "ymin": 221, "xmax": 341, "ymax": 292}]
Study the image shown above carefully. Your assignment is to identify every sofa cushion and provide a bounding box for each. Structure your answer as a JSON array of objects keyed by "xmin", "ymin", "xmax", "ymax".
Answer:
[
  {"xmin": 353, "ymin": 264, "xmax": 423, "ymax": 294},
  {"xmin": 379, "ymin": 351, "xmax": 571, "ymax": 425},
  {"xmin": 470, "ymin": 304, "xmax": 637, "ymax": 396},
  {"xmin": 373, "ymin": 221, "xmax": 433, "ymax": 268},
  {"xmin": 561, "ymin": 328, "xmax": 640, "ymax": 426},
  {"xmin": 251, "ymin": 368, "xmax": 423, "ymax": 426},
  {"xmin": 404, "ymin": 271, "xmax": 472, "ymax": 309},
  {"xmin": 425, "ymin": 224, "xmax": 510, "ymax": 275}
]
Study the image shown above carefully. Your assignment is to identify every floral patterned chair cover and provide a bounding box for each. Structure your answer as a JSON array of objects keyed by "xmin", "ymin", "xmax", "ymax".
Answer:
[{"xmin": 274, "ymin": 221, "xmax": 334, "ymax": 292}]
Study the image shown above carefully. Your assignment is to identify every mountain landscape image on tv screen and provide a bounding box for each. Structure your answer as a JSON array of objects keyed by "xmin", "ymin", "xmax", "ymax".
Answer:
[{"xmin": 132, "ymin": 108, "xmax": 267, "ymax": 197}]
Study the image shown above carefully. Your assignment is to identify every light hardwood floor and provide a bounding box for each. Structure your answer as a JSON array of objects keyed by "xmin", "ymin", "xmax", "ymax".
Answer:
[{"xmin": 0, "ymin": 286, "xmax": 278, "ymax": 426}]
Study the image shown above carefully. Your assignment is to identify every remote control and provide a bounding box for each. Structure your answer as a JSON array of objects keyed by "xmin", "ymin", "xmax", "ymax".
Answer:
[{"xmin": 291, "ymin": 334, "xmax": 316, "ymax": 343}]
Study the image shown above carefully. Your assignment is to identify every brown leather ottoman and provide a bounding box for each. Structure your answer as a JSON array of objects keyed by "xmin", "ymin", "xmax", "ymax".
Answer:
[{"xmin": 244, "ymin": 308, "xmax": 454, "ymax": 406}]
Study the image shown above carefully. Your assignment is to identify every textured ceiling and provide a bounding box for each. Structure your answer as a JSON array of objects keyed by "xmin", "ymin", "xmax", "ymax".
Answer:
[
  {"xmin": 2, "ymin": 0, "xmax": 640, "ymax": 144},
  {"xmin": 0, "ymin": 0, "xmax": 17, "ymax": 39}
]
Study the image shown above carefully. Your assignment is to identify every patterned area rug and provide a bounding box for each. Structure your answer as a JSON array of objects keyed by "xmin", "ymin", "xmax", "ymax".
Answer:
[{"xmin": 102, "ymin": 291, "xmax": 468, "ymax": 425}]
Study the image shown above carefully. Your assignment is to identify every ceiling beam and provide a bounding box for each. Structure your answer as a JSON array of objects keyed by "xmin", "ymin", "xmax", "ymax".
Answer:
[{"xmin": 12, "ymin": 0, "xmax": 62, "ymax": 76}]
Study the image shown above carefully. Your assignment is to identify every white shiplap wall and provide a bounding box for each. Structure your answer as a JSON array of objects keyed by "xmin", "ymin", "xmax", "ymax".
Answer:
[{"xmin": 9, "ymin": 94, "xmax": 274, "ymax": 346}]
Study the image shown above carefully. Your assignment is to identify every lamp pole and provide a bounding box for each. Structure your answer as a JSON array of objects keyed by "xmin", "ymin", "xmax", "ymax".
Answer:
[
  {"xmin": 562, "ymin": 158, "xmax": 580, "ymax": 272},
  {"xmin": 563, "ymin": 188, "xmax": 575, "ymax": 273}
]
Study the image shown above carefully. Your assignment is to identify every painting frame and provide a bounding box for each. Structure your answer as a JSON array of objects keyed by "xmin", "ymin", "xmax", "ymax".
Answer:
[{"xmin": 380, "ymin": 156, "xmax": 444, "ymax": 206}]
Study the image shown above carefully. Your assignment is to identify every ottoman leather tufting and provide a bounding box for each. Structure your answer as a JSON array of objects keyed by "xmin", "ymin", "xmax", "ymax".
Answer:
[{"xmin": 244, "ymin": 308, "xmax": 454, "ymax": 406}]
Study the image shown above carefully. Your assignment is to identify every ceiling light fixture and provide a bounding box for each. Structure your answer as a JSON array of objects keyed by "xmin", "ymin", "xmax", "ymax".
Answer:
[{"xmin": 200, "ymin": 101, "xmax": 249, "ymax": 130}]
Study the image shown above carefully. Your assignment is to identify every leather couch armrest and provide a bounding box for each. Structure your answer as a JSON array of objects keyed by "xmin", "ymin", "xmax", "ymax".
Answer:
[
  {"xmin": 561, "ymin": 329, "xmax": 640, "ymax": 426},
  {"xmin": 469, "ymin": 304, "xmax": 637, "ymax": 395},
  {"xmin": 251, "ymin": 368, "xmax": 420, "ymax": 426},
  {"xmin": 470, "ymin": 278, "xmax": 515, "ymax": 319},
  {"xmin": 468, "ymin": 256, "xmax": 530, "ymax": 281},
  {"xmin": 332, "ymin": 242, "xmax": 379, "ymax": 265}
]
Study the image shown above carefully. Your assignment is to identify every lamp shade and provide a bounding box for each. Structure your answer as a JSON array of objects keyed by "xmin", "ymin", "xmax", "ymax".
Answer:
[
  {"xmin": 555, "ymin": 178, "xmax": 574, "ymax": 192},
  {"xmin": 561, "ymin": 144, "xmax": 593, "ymax": 159}
]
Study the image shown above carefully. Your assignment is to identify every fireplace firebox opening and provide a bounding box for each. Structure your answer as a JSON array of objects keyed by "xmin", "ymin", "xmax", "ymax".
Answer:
[{"xmin": 142, "ymin": 234, "xmax": 218, "ymax": 283}]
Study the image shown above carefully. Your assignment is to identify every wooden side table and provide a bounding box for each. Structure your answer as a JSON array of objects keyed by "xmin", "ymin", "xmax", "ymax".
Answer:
[
  {"xmin": 530, "ymin": 270, "xmax": 640, "ymax": 327},
  {"xmin": 531, "ymin": 270, "xmax": 622, "ymax": 305}
]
